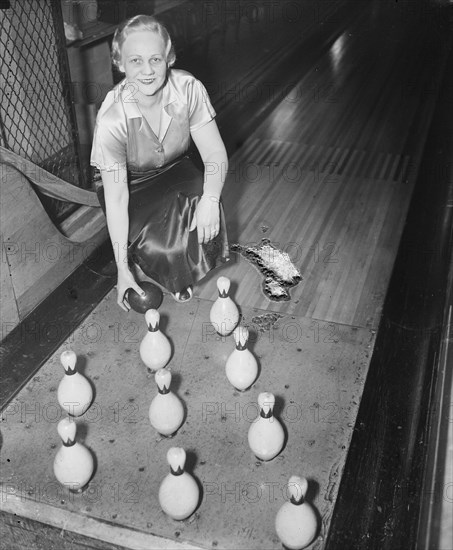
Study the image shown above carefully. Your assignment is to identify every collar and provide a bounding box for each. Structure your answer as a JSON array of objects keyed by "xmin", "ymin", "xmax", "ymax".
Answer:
[{"xmin": 120, "ymin": 75, "xmax": 177, "ymax": 140}]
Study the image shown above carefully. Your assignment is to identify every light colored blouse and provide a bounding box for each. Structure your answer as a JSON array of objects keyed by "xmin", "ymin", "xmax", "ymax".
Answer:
[{"xmin": 90, "ymin": 69, "xmax": 216, "ymax": 173}]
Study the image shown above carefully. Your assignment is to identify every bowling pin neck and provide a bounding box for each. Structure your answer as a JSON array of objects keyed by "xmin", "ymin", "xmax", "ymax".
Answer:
[
  {"xmin": 216, "ymin": 276, "xmax": 231, "ymax": 298},
  {"xmin": 260, "ymin": 408, "xmax": 274, "ymax": 419},
  {"xmin": 167, "ymin": 447, "xmax": 186, "ymax": 476},
  {"xmin": 64, "ymin": 368, "xmax": 77, "ymax": 376},
  {"xmin": 145, "ymin": 309, "xmax": 160, "ymax": 332},
  {"xmin": 258, "ymin": 392, "xmax": 275, "ymax": 418},
  {"xmin": 288, "ymin": 476, "xmax": 308, "ymax": 505},
  {"xmin": 57, "ymin": 417, "xmax": 77, "ymax": 445},
  {"xmin": 233, "ymin": 326, "xmax": 249, "ymax": 350},
  {"xmin": 155, "ymin": 368, "xmax": 172, "ymax": 394},
  {"xmin": 60, "ymin": 350, "xmax": 78, "ymax": 375}
]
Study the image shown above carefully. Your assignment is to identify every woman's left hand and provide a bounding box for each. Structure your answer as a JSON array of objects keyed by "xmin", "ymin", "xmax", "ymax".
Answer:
[{"xmin": 191, "ymin": 194, "xmax": 220, "ymax": 244}]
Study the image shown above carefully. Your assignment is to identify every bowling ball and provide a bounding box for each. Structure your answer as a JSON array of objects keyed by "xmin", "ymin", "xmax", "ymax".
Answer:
[{"xmin": 127, "ymin": 282, "xmax": 163, "ymax": 313}]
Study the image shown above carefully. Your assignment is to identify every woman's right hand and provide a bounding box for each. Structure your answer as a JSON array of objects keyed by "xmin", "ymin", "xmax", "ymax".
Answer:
[{"xmin": 116, "ymin": 267, "xmax": 145, "ymax": 312}]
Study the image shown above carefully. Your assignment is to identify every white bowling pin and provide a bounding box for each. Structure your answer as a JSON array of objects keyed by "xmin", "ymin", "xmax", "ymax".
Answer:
[
  {"xmin": 140, "ymin": 309, "xmax": 171, "ymax": 371},
  {"xmin": 225, "ymin": 326, "xmax": 258, "ymax": 391},
  {"xmin": 209, "ymin": 276, "xmax": 240, "ymax": 336},
  {"xmin": 248, "ymin": 392, "xmax": 285, "ymax": 461},
  {"xmin": 58, "ymin": 350, "xmax": 93, "ymax": 417},
  {"xmin": 158, "ymin": 447, "xmax": 200, "ymax": 520},
  {"xmin": 53, "ymin": 417, "xmax": 94, "ymax": 492},
  {"xmin": 275, "ymin": 476, "xmax": 318, "ymax": 549},
  {"xmin": 149, "ymin": 368, "xmax": 184, "ymax": 437}
]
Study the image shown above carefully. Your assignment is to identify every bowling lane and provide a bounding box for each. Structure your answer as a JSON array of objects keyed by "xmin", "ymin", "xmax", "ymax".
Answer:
[
  {"xmin": 0, "ymin": 292, "xmax": 371, "ymax": 549},
  {"xmin": 196, "ymin": 0, "xmax": 450, "ymax": 328}
]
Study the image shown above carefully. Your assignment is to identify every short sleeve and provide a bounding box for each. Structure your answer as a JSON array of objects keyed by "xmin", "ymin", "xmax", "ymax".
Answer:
[
  {"xmin": 187, "ymin": 78, "xmax": 216, "ymax": 133},
  {"xmin": 90, "ymin": 121, "xmax": 127, "ymax": 172}
]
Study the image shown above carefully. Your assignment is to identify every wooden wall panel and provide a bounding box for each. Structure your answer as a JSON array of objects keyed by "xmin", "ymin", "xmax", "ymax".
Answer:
[
  {"xmin": 0, "ymin": 165, "xmax": 106, "ymax": 335},
  {"xmin": 0, "ymin": 243, "xmax": 20, "ymax": 336}
]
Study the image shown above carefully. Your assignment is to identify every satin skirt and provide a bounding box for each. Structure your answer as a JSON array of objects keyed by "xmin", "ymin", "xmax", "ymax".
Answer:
[{"xmin": 96, "ymin": 156, "xmax": 229, "ymax": 294}]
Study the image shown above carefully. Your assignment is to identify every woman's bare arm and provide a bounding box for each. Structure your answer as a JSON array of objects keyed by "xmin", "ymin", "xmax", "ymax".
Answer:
[
  {"xmin": 101, "ymin": 166, "xmax": 144, "ymax": 310},
  {"xmin": 191, "ymin": 119, "xmax": 228, "ymax": 243}
]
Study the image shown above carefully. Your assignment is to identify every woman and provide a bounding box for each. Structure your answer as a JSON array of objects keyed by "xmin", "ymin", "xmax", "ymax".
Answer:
[{"xmin": 91, "ymin": 15, "xmax": 229, "ymax": 311}]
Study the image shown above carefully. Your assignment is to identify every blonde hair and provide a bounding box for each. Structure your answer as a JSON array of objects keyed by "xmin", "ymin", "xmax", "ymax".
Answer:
[{"xmin": 111, "ymin": 15, "xmax": 176, "ymax": 71}]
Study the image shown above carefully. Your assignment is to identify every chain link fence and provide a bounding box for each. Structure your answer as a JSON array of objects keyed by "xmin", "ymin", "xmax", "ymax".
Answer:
[{"xmin": 1, "ymin": 0, "xmax": 84, "ymax": 192}]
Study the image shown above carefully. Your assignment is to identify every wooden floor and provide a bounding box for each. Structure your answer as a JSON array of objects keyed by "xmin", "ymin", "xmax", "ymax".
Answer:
[
  {"xmin": 197, "ymin": 0, "xmax": 448, "ymax": 330},
  {"xmin": 1, "ymin": 1, "xmax": 452, "ymax": 549}
]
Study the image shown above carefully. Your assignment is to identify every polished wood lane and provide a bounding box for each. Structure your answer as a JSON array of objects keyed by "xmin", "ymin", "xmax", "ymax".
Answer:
[{"xmin": 196, "ymin": 0, "xmax": 450, "ymax": 330}]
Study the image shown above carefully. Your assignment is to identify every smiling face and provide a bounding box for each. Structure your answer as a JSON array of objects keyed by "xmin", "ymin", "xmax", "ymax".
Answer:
[{"xmin": 119, "ymin": 30, "xmax": 168, "ymax": 101}]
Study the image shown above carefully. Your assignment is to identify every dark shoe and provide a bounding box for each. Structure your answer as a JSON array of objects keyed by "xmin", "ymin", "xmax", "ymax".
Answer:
[{"xmin": 173, "ymin": 286, "xmax": 193, "ymax": 303}]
